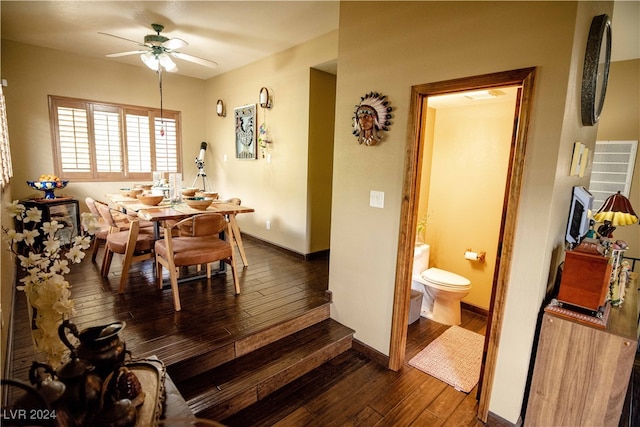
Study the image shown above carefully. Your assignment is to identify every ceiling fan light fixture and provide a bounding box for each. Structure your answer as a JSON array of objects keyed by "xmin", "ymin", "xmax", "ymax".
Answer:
[
  {"xmin": 158, "ymin": 53, "xmax": 177, "ymax": 72},
  {"xmin": 140, "ymin": 52, "xmax": 177, "ymax": 72},
  {"xmin": 141, "ymin": 52, "xmax": 159, "ymax": 70}
]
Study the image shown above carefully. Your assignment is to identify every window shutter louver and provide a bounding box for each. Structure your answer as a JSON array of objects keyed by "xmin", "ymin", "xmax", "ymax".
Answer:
[
  {"xmin": 126, "ymin": 114, "xmax": 152, "ymax": 173},
  {"xmin": 155, "ymin": 117, "xmax": 179, "ymax": 172},
  {"xmin": 93, "ymin": 110, "xmax": 123, "ymax": 173},
  {"xmin": 588, "ymin": 140, "xmax": 638, "ymax": 211},
  {"xmin": 58, "ymin": 107, "xmax": 91, "ymax": 173}
]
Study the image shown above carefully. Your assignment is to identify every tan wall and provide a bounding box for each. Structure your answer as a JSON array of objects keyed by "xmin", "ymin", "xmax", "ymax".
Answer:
[
  {"xmin": 1, "ymin": 2, "xmax": 629, "ymax": 423},
  {"xmin": 329, "ymin": 1, "xmax": 612, "ymax": 423},
  {"xmin": 423, "ymin": 99, "xmax": 516, "ymax": 311},
  {"xmin": 0, "ymin": 39, "xmax": 206, "ymax": 375},
  {"xmin": 308, "ymin": 69, "xmax": 336, "ymax": 253},
  {"xmin": 596, "ymin": 59, "xmax": 640, "ymax": 259},
  {"xmin": 203, "ymin": 31, "xmax": 338, "ymax": 254},
  {"xmin": 1, "ymin": 40, "xmax": 207, "ymax": 204},
  {"xmin": 416, "ymin": 105, "xmax": 436, "ymax": 243}
]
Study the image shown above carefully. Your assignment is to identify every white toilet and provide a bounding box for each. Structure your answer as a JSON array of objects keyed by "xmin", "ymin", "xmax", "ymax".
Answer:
[{"xmin": 411, "ymin": 243, "xmax": 471, "ymax": 325}]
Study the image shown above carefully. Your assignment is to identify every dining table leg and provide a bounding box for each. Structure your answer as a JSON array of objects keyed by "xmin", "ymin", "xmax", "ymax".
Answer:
[{"xmin": 228, "ymin": 214, "xmax": 249, "ymax": 267}]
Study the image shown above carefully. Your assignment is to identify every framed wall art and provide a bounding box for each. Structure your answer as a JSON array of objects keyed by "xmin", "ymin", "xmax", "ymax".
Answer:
[{"xmin": 235, "ymin": 104, "xmax": 257, "ymax": 159}]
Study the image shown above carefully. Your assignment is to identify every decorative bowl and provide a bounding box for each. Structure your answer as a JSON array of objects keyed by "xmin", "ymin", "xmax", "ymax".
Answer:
[
  {"xmin": 120, "ymin": 188, "xmax": 143, "ymax": 198},
  {"xmin": 184, "ymin": 197, "xmax": 214, "ymax": 210},
  {"xmin": 27, "ymin": 180, "xmax": 69, "ymax": 199},
  {"xmin": 181, "ymin": 188, "xmax": 198, "ymax": 197},
  {"xmin": 195, "ymin": 191, "xmax": 219, "ymax": 200},
  {"xmin": 136, "ymin": 194, "xmax": 164, "ymax": 206},
  {"xmin": 135, "ymin": 184, "xmax": 153, "ymax": 191}
]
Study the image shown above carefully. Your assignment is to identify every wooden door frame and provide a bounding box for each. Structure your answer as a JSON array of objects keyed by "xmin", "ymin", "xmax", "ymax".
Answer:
[{"xmin": 388, "ymin": 67, "xmax": 536, "ymax": 422}]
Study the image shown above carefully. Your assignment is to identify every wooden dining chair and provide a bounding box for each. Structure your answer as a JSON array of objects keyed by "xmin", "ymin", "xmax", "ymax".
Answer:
[
  {"xmin": 84, "ymin": 197, "xmax": 110, "ymax": 262},
  {"xmin": 154, "ymin": 212, "xmax": 240, "ymax": 312},
  {"xmin": 97, "ymin": 203, "xmax": 156, "ymax": 293}
]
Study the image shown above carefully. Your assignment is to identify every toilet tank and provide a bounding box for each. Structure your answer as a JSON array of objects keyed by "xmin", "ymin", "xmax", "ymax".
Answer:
[{"xmin": 413, "ymin": 243, "xmax": 430, "ymax": 275}]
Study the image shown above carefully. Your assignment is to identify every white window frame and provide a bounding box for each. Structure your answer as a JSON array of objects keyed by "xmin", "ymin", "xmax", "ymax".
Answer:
[{"xmin": 49, "ymin": 95, "xmax": 182, "ymax": 181}]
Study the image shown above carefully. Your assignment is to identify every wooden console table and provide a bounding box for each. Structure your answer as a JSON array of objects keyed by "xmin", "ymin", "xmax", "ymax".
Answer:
[{"xmin": 524, "ymin": 275, "xmax": 638, "ymax": 426}]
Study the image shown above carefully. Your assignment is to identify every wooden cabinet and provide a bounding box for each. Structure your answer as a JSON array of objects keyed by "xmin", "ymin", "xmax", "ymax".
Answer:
[
  {"xmin": 557, "ymin": 250, "xmax": 612, "ymax": 310},
  {"xmin": 525, "ymin": 283, "xmax": 638, "ymax": 426}
]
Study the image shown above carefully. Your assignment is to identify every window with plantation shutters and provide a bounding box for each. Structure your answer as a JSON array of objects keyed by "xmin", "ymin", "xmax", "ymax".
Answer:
[
  {"xmin": 49, "ymin": 95, "xmax": 182, "ymax": 181},
  {"xmin": 588, "ymin": 140, "xmax": 637, "ymax": 211}
]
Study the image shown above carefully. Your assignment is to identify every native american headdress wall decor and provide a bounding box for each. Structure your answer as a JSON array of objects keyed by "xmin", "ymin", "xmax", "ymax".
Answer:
[{"xmin": 352, "ymin": 92, "xmax": 393, "ymax": 146}]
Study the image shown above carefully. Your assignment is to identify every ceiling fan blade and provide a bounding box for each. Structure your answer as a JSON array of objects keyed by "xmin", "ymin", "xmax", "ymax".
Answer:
[
  {"xmin": 163, "ymin": 38, "xmax": 188, "ymax": 50},
  {"xmin": 106, "ymin": 50, "xmax": 149, "ymax": 58},
  {"xmin": 98, "ymin": 31, "xmax": 145, "ymax": 47},
  {"xmin": 170, "ymin": 51, "xmax": 219, "ymax": 69}
]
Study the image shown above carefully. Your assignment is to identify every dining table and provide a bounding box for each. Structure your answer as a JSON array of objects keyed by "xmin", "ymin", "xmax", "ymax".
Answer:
[{"xmin": 106, "ymin": 194, "xmax": 254, "ymax": 267}]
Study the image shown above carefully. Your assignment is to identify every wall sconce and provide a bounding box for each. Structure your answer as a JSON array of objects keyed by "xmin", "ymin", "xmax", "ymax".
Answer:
[
  {"xmin": 216, "ymin": 99, "xmax": 225, "ymax": 117},
  {"xmin": 259, "ymin": 87, "xmax": 272, "ymax": 109}
]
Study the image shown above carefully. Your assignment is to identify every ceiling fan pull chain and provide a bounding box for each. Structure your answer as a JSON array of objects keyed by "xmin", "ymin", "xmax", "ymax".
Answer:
[{"xmin": 158, "ymin": 68, "xmax": 165, "ymax": 136}]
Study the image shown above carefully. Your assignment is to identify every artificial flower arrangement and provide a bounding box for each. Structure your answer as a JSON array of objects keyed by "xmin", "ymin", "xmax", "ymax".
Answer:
[{"xmin": 3, "ymin": 200, "xmax": 100, "ymax": 367}]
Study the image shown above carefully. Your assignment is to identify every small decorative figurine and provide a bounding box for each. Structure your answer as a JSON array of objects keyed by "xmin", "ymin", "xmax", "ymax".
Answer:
[{"xmin": 352, "ymin": 92, "xmax": 393, "ymax": 146}]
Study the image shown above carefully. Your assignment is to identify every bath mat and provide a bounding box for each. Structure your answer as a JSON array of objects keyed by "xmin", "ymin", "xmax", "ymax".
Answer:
[{"xmin": 408, "ymin": 325, "xmax": 484, "ymax": 393}]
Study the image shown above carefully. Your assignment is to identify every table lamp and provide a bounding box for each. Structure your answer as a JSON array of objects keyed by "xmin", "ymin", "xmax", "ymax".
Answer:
[{"xmin": 593, "ymin": 191, "xmax": 638, "ymax": 237}]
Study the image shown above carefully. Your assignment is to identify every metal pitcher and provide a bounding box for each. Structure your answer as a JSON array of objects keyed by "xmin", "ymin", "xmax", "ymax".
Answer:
[{"xmin": 58, "ymin": 320, "xmax": 127, "ymax": 379}]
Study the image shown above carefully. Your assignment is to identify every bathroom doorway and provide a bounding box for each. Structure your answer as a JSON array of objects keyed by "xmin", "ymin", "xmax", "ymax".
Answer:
[{"xmin": 388, "ymin": 68, "xmax": 536, "ymax": 423}]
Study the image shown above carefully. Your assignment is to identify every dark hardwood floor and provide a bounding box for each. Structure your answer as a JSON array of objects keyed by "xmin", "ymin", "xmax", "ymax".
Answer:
[
  {"xmin": 7, "ymin": 235, "xmax": 488, "ymax": 426},
  {"xmin": 223, "ymin": 305, "xmax": 487, "ymax": 427}
]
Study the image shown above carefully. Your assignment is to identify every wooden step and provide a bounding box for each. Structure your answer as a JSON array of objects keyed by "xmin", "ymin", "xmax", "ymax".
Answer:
[
  {"xmin": 176, "ymin": 318, "xmax": 354, "ymax": 420},
  {"xmin": 166, "ymin": 301, "xmax": 331, "ymax": 383}
]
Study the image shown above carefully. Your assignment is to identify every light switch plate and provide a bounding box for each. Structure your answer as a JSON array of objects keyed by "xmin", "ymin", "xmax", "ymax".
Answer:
[{"xmin": 370, "ymin": 190, "xmax": 384, "ymax": 208}]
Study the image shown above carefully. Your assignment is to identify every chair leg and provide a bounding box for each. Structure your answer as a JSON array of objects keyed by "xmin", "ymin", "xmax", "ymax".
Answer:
[
  {"xmin": 155, "ymin": 255, "xmax": 163, "ymax": 289},
  {"xmin": 102, "ymin": 247, "xmax": 113, "ymax": 277},
  {"xmin": 91, "ymin": 237, "xmax": 102, "ymax": 262},
  {"xmin": 118, "ymin": 222, "xmax": 140, "ymax": 294},
  {"xmin": 168, "ymin": 262, "xmax": 181, "ymax": 311}
]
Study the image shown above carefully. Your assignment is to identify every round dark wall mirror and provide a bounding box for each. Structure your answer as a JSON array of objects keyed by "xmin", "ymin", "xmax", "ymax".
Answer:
[{"xmin": 581, "ymin": 14, "xmax": 612, "ymax": 126}]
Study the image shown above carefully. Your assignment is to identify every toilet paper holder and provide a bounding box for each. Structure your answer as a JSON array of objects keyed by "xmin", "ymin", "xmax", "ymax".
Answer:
[{"xmin": 464, "ymin": 249, "xmax": 486, "ymax": 263}]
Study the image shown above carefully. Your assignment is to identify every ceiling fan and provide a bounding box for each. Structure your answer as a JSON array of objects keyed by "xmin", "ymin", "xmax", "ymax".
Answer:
[{"xmin": 100, "ymin": 23, "xmax": 218, "ymax": 73}]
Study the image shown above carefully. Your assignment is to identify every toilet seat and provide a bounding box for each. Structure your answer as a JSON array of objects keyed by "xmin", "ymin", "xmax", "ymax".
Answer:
[{"xmin": 421, "ymin": 268, "xmax": 471, "ymax": 289}]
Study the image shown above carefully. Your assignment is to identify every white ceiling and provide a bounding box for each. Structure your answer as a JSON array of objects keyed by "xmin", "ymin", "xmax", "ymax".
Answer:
[
  {"xmin": 1, "ymin": 1, "xmax": 637, "ymax": 81},
  {"xmin": 0, "ymin": 1, "xmax": 340, "ymax": 80}
]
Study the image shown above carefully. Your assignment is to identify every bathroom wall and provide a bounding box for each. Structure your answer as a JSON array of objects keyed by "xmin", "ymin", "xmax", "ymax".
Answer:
[
  {"xmin": 419, "ymin": 96, "xmax": 517, "ymax": 310},
  {"xmin": 416, "ymin": 104, "xmax": 435, "ymax": 244}
]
